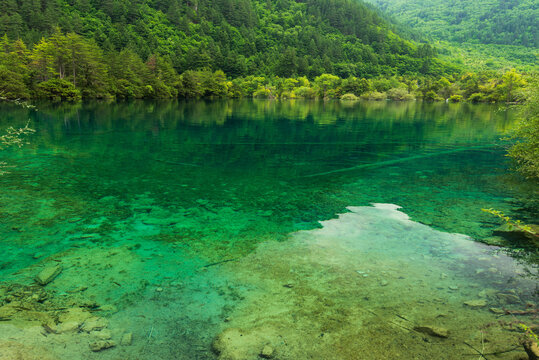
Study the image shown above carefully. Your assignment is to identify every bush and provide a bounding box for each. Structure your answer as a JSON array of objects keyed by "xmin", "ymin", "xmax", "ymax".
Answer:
[
  {"xmin": 294, "ymin": 86, "xmax": 316, "ymax": 99},
  {"xmin": 508, "ymin": 78, "xmax": 539, "ymax": 179},
  {"xmin": 468, "ymin": 93, "xmax": 486, "ymax": 103},
  {"xmin": 360, "ymin": 91, "xmax": 387, "ymax": 101},
  {"xmin": 423, "ymin": 90, "xmax": 441, "ymax": 101},
  {"xmin": 112, "ymin": 79, "xmax": 141, "ymax": 98},
  {"xmin": 35, "ymin": 78, "xmax": 81, "ymax": 101},
  {"xmin": 340, "ymin": 93, "xmax": 359, "ymax": 101},
  {"xmin": 0, "ymin": 66, "xmax": 30, "ymax": 99},
  {"xmin": 448, "ymin": 94, "xmax": 463, "ymax": 102},
  {"xmin": 280, "ymin": 91, "xmax": 296, "ymax": 99},
  {"xmin": 387, "ymin": 88, "xmax": 415, "ymax": 101},
  {"xmin": 253, "ymin": 86, "xmax": 273, "ymax": 99}
]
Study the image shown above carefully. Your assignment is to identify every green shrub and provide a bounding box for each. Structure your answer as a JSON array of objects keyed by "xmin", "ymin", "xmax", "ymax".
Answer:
[
  {"xmin": 468, "ymin": 93, "xmax": 486, "ymax": 103},
  {"xmin": 360, "ymin": 91, "xmax": 387, "ymax": 101},
  {"xmin": 340, "ymin": 93, "xmax": 359, "ymax": 101},
  {"xmin": 423, "ymin": 90, "xmax": 441, "ymax": 101},
  {"xmin": 280, "ymin": 91, "xmax": 296, "ymax": 99},
  {"xmin": 294, "ymin": 86, "xmax": 316, "ymax": 99},
  {"xmin": 253, "ymin": 86, "xmax": 273, "ymax": 99},
  {"xmin": 387, "ymin": 88, "xmax": 415, "ymax": 101},
  {"xmin": 35, "ymin": 78, "xmax": 81, "ymax": 101},
  {"xmin": 508, "ymin": 77, "xmax": 539, "ymax": 179},
  {"xmin": 448, "ymin": 94, "xmax": 463, "ymax": 102},
  {"xmin": 0, "ymin": 66, "xmax": 30, "ymax": 99}
]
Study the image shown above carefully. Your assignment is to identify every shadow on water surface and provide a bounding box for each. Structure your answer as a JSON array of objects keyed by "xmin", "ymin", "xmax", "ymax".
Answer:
[{"xmin": 0, "ymin": 100, "xmax": 537, "ymax": 359}]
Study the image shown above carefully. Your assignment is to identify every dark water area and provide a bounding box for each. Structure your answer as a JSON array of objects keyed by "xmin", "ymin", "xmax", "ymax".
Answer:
[{"xmin": 0, "ymin": 100, "xmax": 537, "ymax": 359}]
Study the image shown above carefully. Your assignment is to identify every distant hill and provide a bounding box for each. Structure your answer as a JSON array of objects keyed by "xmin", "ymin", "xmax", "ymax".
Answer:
[{"xmin": 365, "ymin": 0, "xmax": 538, "ymax": 48}]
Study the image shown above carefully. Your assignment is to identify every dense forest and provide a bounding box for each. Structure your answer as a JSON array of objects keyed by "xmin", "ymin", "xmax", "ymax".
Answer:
[
  {"xmin": 0, "ymin": 33, "xmax": 529, "ymax": 102},
  {"xmin": 365, "ymin": 0, "xmax": 538, "ymax": 47},
  {"xmin": 0, "ymin": 0, "xmax": 452, "ymax": 77},
  {"xmin": 365, "ymin": 0, "xmax": 538, "ymax": 72},
  {"xmin": 0, "ymin": 0, "xmax": 534, "ymax": 101},
  {"xmin": 0, "ymin": 0, "xmax": 459, "ymax": 100}
]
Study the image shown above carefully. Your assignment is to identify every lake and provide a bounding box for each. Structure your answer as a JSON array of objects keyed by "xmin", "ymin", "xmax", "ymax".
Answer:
[{"xmin": 0, "ymin": 100, "xmax": 537, "ymax": 359}]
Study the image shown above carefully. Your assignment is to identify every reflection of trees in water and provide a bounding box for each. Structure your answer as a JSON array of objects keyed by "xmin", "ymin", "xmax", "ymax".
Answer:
[
  {"xmin": 0, "ymin": 100, "xmax": 519, "ymax": 183},
  {"xmin": 2, "ymin": 99, "xmax": 517, "ymax": 139}
]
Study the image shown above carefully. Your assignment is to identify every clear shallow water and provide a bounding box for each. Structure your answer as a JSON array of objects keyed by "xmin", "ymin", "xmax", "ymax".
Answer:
[{"xmin": 0, "ymin": 100, "xmax": 537, "ymax": 359}]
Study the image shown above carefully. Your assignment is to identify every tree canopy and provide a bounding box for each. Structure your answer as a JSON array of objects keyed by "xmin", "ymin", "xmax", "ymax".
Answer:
[{"xmin": 366, "ymin": 0, "xmax": 538, "ymax": 48}]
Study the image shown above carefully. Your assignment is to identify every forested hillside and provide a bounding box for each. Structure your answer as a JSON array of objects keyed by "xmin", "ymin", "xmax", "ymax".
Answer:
[
  {"xmin": 0, "ymin": 0, "xmax": 531, "ymax": 101},
  {"xmin": 0, "ymin": 0, "xmax": 451, "ymax": 78},
  {"xmin": 365, "ymin": 0, "xmax": 538, "ymax": 48}
]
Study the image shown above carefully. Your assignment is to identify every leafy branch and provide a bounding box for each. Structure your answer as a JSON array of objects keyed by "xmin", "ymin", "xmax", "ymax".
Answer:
[
  {"xmin": 481, "ymin": 208, "xmax": 538, "ymax": 239},
  {"xmin": 0, "ymin": 123, "xmax": 35, "ymax": 150},
  {"xmin": 519, "ymin": 324, "xmax": 539, "ymax": 345}
]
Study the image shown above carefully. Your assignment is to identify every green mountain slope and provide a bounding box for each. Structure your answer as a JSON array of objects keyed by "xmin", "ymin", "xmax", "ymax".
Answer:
[
  {"xmin": 0, "ymin": 0, "xmax": 455, "ymax": 78},
  {"xmin": 5, "ymin": 0, "xmax": 530, "ymax": 102},
  {"xmin": 365, "ymin": 0, "xmax": 538, "ymax": 47}
]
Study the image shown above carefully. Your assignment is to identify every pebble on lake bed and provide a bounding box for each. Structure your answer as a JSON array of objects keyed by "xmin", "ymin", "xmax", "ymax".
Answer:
[
  {"xmin": 413, "ymin": 325, "xmax": 449, "ymax": 338},
  {"xmin": 260, "ymin": 345, "xmax": 274, "ymax": 358},
  {"xmin": 89, "ymin": 340, "xmax": 116, "ymax": 352},
  {"xmin": 464, "ymin": 299, "xmax": 487, "ymax": 308},
  {"xmin": 121, "ymin": 332, "xmax": 133, "ymax": 346},
  {"xmin": 35, "ymin": 265, "xmax": 62, "ymax": 286}
]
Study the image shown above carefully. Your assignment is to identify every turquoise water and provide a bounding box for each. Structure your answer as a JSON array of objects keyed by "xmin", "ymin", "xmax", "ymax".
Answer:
[{"xmin": 0, "ymin": 100, "xmax": 537, "ymax": 359}]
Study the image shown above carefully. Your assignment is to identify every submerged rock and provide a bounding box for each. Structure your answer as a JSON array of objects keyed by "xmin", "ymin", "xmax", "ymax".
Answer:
[
  {"xmin": 121, "ymin": 332, "xmax": 133, "ymax": 346},
  {"xmin": 0, "ymin": 305, "xmax": 16, "ymax": 320},
  {"xmin": 58, "ymin": 307, "xmax": 92, "ymax": 324},
  {"xmin": 81, "ymin": 316, "xmax": 108, "ymax": 332},
  {"xmin": 92, "ymin": 329, "xmax": 112, "ymax": 340},
  {"xmin": 464, "ymin": 299, "xmax": 487, "ymax": 308},
  {"xmin": 212, "ymin": 327, "xmax": 273, "ymax": 360},
  {"xmin": 496, "ymin": 293, "xmax": 521, "ymax": 304},
  {"xmin": 413, "ymin": 325, "xmax": 449, "ymax": 338},
  {"xmin": 260, "ymin": 345, "xmax": 274, "ymax": 358},
  {"xmin": 89, "ymin": 340, "xmax": 116, "ymax": 352},
  {"xmin": 55, "ymin": 322, "xmax": 81, "ymax": 334},
  {"xmin": 0, "ymin": 340, "xmax": 56, "ymax": 360},
  {"xmin": 522, "ymin": 338, "xmax": 539, "ymax": 360},
  {"xmin": 35, "ymin": 265, "xmax": 62, "ymax": 286}
]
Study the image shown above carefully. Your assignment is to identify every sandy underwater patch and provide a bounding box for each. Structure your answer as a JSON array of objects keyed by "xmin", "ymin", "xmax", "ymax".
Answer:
[
  {"xmin": 213, "ymin": 204, "xmax": 537, "ymax": 360},
  {"xmin": 0, "ymin": 204, "xmax": 536, "ymax": 360}
]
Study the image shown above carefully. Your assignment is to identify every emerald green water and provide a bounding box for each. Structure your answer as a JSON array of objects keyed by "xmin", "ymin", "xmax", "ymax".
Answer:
[{"xmin": 0, "ymin": 100, "xmax": 537, "ymax": 359}]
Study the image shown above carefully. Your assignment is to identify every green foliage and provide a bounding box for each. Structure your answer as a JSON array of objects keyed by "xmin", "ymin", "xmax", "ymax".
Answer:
[
  {"xmin": 424, "ymin": 90, "xmax": 441, "ymax": 102},
  {"xmin": 519, "ymin": 324, "xmax": 539, "ymax": 346},
  {"xmin": 508, "ymin": 77, "xmax": 539, "ymax": 179},
  {"xmin": 436, "ymin": 42, "xmax": 538, "ymax": 72},
  {"xmin": 340, "ymin": 93, "xmax": 359, "ymax": 101},
  {"xmin": 361, "ymin": 91, "xmax": 387, "ymax": 101},
  {"xmin": 314, "ymin": 74, "xmax": 342, "ymax": 99},
  {"xmin": 252, "ymin": 86, "xmax": 273, "ymax": 99},
  {"xmin": 481, "ymin": 208, "xmax": 537, "ymax": 239},
  {"xmin": 448, "ymin": 94, "xmax": 463, "ymax": 103},
  {"xmin": 0, "ymin": 0, "xmax": 461, "ymax": 84},
  {"xmin": 0, "ymin": 21, "xmax": 532, "ymax": 102},
  {"xmin": 365, "ymin": 0, "xmax": 538, "ymax": 73},
  {"xmin": 367, "ymin": 0, "xmax": 538, "ymax": 47},
  {"xmin": 0, "ymin": 123, "xmax": 34, "ymax": 150},
  {"xmin": 35, "ymin": 78, "xmax": 81, "ymax": 101},
  {"xmin": 0, "ymin": 121, "xmax": 35, "ymax": 175},
  {"xmin": 0, "ymin": 66, "xmax": 30, "ymax": 99},
  {"xmin": 387, "ymin": 87, "xmax": 415, "ymax": 101}
]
